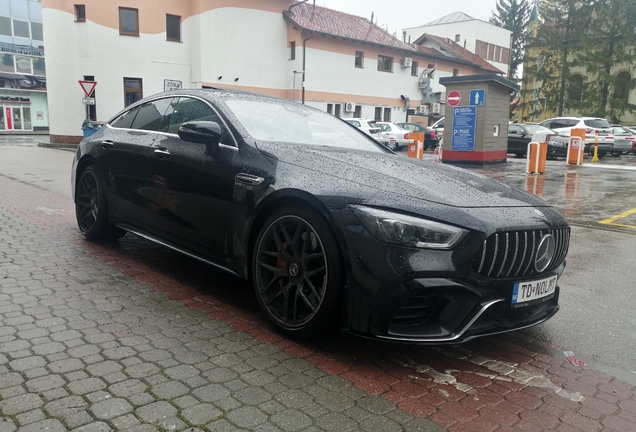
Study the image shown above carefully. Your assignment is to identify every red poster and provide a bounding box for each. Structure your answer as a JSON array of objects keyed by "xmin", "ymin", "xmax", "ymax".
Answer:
[{"xmin": 5, "ymin": 108, "xmax": 12, "ymax": 129}]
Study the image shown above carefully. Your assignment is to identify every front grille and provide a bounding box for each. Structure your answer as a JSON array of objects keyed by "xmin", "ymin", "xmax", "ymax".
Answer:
[
  {"xmin": 391, "ymin": 293, "xmax": 442, "ymax": 326},
  {"xmin": 473, "ymin": 228, "xmax": 570, "ymax": 279}
]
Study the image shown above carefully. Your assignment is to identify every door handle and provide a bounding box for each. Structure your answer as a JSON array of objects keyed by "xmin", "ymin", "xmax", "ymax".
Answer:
[
  {"xmin": 101, "ymin": 140, "xmax": 114, "ymax": 148},
  {"xmin": 153, "ymin": 148, "xmax": 170, "ymax": 158}
]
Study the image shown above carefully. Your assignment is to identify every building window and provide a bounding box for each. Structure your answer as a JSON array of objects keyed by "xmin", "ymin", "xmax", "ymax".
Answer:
[
  {"xmin": 166, "ymin": 14, "xmax": 180, "ymax": 42},
  {"xmin": 326, "ymin": 103, "xmax": 333, "ymax": 114},
  {"xmin": 75, "ymin": 5, "xmax": 86, "ymax": 22},
  {"xmin": 119, "ymin": 7, "xmax": 139, "ymax": 36},
  {"xmin": 289, "ymin": 41, "xmax": 296, "ymax": 60},
  {"xmin": 411, "ymin": 61, "xmax": 418, "ymax": 77},
  {"xmin": 568, "ymin": 74, "xmax": 584, "ymax": 102},
  {"xmin": 374, "ymin": 107, "xmax": 382, "ymax": 121},
  {"xmin": 377, "ymin": 55, "xmax": 393, "ymax": 72},
  {"xmin": 13, "ymin": 20, "xmax": 30, "ymax": 38},
  {"xmin": 615, "ymin": 72, "xmax": 631, "ymax": 103},
  {"xmin": 124, "ymin": 78, "xmax": 143, "ymax": 107},
  {"xmin": 453, "ymin": 68, "xmax": 459, "ymax": 76},
  {"xmin": 383, "ymin": 108, "xmax": 391, "ymax": 122},
  {"xmin": 0, "ymin": 17, "xmax": 10, "ymax": 36},
  {"xmin": 31, "ymin": 22, "xmax": 43, "ymax": 41},
  {"xmin": 355, "ymin": 51, "xmax": 364, "ymax": 68},
  {"xmin": 455, "ymin": 34, "xmax": 460, "ymax": 42},
  {"xmin": 334, "ymin": 104, "xmax": 341, "ymax": 118},
  {"xmin": 354, "ymin": 105, "xmax": 362, "ymax": 117}
]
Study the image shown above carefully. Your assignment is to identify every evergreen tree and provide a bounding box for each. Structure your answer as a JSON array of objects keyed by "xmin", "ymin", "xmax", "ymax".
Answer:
[
  {"xmin": 574, "ymin": 0, "xmax": 636, "ymax": 122},
  {"xmin": 521, "ymin": 0, "xmax": 590, "ymax": 118},
  {"xmin": 489, "ymin": 0, "xmax": 531, "ymax": 82}
]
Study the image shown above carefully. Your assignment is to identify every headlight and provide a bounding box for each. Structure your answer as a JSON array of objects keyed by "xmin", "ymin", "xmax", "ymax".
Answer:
[{"xmin": 351, "ymin": 205, "xmax": 468, "ymax": 249}]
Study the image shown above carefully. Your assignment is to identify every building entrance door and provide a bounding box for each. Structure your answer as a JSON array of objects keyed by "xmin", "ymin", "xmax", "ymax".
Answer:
[{"xmin": 0, "ymin": 106, "xmax": 32, "ymax": 131}]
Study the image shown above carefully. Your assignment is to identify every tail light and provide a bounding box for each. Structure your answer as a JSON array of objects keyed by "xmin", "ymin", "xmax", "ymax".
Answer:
[
  {"xmin": 404, "ymin": 133, "xmax": 409, "ymax": 139},
  {"xmin": 430, "ymin": 131, "xmax": 436, "ymax": 139}
]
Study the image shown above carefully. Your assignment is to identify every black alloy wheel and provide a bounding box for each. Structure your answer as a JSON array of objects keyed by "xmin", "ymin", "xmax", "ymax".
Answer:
[
  {"xmin": 253, "ymin": 207, "xmax": 343, "ymax": 338},
  {"xmin": 75, "ymin": 166, "xmax": 126, "ymax": 241},
  {"xmin": 385, "ymin": 141, "xmax": 398, "ymax": 151}
]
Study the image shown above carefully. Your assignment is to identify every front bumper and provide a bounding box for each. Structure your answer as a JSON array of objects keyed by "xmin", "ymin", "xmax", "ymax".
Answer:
[{"xmin": 334, "ymin": 206, "xmax": 568, "ymax": 344}]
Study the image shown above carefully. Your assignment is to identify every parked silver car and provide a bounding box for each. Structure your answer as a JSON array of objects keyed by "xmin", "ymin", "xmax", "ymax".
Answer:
[{"xmin": 376, "ymin": 122, "xmax": 413, "ymax": 151}]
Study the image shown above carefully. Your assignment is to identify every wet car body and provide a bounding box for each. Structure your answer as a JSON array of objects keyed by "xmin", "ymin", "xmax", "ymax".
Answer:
[{"xmin": 72, "ymin": 88, "xmax": 569, "ymax": 343}]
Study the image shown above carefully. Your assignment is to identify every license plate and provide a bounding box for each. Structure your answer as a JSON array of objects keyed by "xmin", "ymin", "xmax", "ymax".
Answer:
[{"xmin": 512, "ymin": 275, "xmax": 557, "ymax": 305}]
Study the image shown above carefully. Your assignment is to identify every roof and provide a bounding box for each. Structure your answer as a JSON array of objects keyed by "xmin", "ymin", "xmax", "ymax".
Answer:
[
  {"xmin": 439, "ymin": 74, "xmax": 520, "ymax": 91},
  {"xmin": 284, "ymin": 3, "xmax": 414, "ymax": 51},
  {"xmin": 422, "ymin": 12, "xmax": 476, "ymax": 26},
  {"xmin": 415, "ymin": 34, "xmax": 505, "ymax": 74},
  {"xmin": 283, "ymin": 3, "xmax": 504, "ymax": 73}
]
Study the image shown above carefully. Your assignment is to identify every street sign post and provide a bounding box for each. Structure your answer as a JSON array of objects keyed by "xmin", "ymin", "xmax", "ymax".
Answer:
[
  {"xmin": 164, "ymin": 79, "xmax": 182, "ymax": 92},
  {"xmin": 469, "ymin": 89, "xmax": 485, "ymax": 106},
  {"xmin": 451, "ymin": 106, "xmax": 476, "ymax": 151},
  {"xmin": 447, "ymin": 90, "xmax": 461, "ymax": 107},
  {"xmin": 79, "ymin": 80, "xmax": 97, "ymax": 98}
]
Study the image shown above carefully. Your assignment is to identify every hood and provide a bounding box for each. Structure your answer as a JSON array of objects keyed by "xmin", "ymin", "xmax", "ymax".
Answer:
[{"xmin": 256, "ymin": 143, "xmax": 549, "ymax": 208}]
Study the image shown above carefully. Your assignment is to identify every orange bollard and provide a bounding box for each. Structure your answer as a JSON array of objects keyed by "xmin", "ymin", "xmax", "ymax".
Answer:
[
  {"xmin": 568, "ymin": 129, "xmax": 585, "ymax": 165},
  {"xmin": 526, "ymin": 141, "xmax": 548, "ymax": 174}
]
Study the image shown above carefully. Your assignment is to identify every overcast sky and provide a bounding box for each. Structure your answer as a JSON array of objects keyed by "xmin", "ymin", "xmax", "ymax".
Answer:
[{"xmin": 316, "ymin": 0, "xmax": 500, "ymax": 33}]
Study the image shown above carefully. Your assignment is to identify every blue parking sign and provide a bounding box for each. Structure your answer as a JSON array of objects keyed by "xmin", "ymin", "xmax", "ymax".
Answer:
[{"xmin": 469, "ymin": 89, "xmax": 485, "ymax": 106}]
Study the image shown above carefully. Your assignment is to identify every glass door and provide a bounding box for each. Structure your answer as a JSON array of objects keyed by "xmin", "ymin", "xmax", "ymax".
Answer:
[
  {"xmin": 12, "ymin": 107, "xmax": 22, "ymax": 130},
  {"xmin": 1, "ymin": 106, "xmax": 32, "ymax": 131}
]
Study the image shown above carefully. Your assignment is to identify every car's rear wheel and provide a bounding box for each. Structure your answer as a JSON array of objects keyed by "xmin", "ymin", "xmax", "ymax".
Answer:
[
  {"xmin": 75, "ymin": 166, "xmax": 126, "ymax": 241},
  {"xmin": 611, "ymin": 151, "xmax": 623, "ymax": 157},
  {"xmin": 252, "ymin": 207, "xmax": 343, "ymax": 338}
]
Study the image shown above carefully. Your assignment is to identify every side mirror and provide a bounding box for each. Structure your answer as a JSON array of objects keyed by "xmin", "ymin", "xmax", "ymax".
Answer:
[{"xmin": 178, "ymin": 121, "xmax": 222, "ymax": 144}]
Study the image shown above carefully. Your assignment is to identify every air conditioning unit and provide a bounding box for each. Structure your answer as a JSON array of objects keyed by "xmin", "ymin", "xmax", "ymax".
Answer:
[
  {"xmin": 432, "ymin": 103, "xmax": 441, "ymax": 114},
  {"xmin": 344, "ymin": 102, "xmax": 355, "ymax": 112},
  {"xmin": 418, "ymin": 105, "xmax": 429, "ymax": 115},
  {"xmin": 400, "ymin": 57, "xmax": 413, "ymax": 68}
]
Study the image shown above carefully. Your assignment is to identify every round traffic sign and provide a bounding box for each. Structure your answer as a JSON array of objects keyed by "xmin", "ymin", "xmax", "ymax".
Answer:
[{"xmin": 447, "ymin": 90, "xmax": 461, "ymax": 107}]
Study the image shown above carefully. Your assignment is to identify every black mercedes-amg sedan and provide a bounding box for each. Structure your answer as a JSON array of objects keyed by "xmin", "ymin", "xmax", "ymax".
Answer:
[{"xmin": 72, "ymin": 88, "xmax": 570, "ymax": 343}]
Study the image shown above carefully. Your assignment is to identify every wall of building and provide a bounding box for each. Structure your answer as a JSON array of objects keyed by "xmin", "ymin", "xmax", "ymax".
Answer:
[{"xmin": 42, "ymin": 0, "xmax": 500, "ymax": 139}]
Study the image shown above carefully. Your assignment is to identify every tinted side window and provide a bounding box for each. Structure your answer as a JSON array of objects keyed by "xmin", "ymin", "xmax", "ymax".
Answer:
[
  {"xmin": 509, "ymin": 125, "xmax": 524, "ymax": 134},
  {"xmin": 168, "ymin": 97, "xmax": 232, "ymax": 144},
  {"xmin": 567, "ymin": 120, "xmax": 580, "ymax": 127},
  {"xmin": 550, "ymin": 120, "xmax": 567, "ymax": 129},
  {"xmin": 110, "ymin": 107, "xmax": 139, "ymax": 129},
  {"xmin": 131, "ymin": 98, "xmax": 173, "ymax": 131},
  {"xmin": 584, "ymin": 119, "xmax": 611, "ymax": 128},
  {"xmin": 540, "ymin": 120, "xmax": 552, "ymax": 128}
]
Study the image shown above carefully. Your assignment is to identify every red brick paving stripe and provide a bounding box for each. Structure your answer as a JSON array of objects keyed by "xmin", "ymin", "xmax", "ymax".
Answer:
[{"xmin": 3, "ymin": 173, "xmax": 636, "ymax": 432}]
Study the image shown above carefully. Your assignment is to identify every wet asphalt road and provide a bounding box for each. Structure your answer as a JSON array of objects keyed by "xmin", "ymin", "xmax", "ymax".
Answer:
[{"xmin": 2, "ymin": 136, "xmax": 635, "ymax": 385}]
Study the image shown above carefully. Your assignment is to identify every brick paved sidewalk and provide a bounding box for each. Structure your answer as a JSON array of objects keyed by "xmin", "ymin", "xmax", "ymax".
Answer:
[{"xmin": 1, "ymin": 171, "xmax": 635, "ymax": 432}]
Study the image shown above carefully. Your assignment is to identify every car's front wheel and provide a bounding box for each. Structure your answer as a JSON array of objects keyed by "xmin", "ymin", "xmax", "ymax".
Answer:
[
  {"xmin": 75, "ymin": 166, "xmax": 126, "ymax": 241},
  {"xmin": 252, "ymin": 207, "xmax": 343, "ymax": 338}
]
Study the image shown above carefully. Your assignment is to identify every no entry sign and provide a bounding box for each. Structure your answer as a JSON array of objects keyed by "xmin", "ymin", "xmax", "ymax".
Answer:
[{"xmin": 447, "ymin": 90, "xmax": 461, "ymax": 107}]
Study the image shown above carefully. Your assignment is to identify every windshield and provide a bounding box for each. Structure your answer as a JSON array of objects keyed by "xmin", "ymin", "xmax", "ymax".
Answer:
[
  {"xmin": 524, "ymin": 124, "xmax": 556, "ymax": 135},
  {"xmin": 225, "ymin": 99, "xmax": 385, "ymax": 152},
  {"xmin": 584, "ymin": 119, "xmax": 611, "ymax": 128}
]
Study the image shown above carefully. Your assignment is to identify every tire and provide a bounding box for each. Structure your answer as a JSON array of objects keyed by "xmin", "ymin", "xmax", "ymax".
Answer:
[
  {"xmin": 252, "ymin": 206, "xmax": 343, "ymax": 339},
  {"xmin": 598, "ymin": 150, "xmax": 607, "ymax": 158},
  {"xmin": 611, "ymin": 151, "xmax": 622, "ymax": 157},
  {"xmin": 385, "ymin": 141, "xmax": 398, "ymax": 151},
  {"xmin": 75, "ymin": 166, "xmax": 126, "ymax": 241},
  {"xmin": 515, "ymin": 152, "xmax": 526, "ymax": 158}
]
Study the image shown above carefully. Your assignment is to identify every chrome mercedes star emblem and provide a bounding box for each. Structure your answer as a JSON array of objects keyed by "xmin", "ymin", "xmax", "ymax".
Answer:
[
  {"xmin": 535, "ymin": 234, "xmax": 556, "ymax": 272},
  {"xmin": 289, "ymin": 263, "xmax": 299, "ymax": 277}
]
